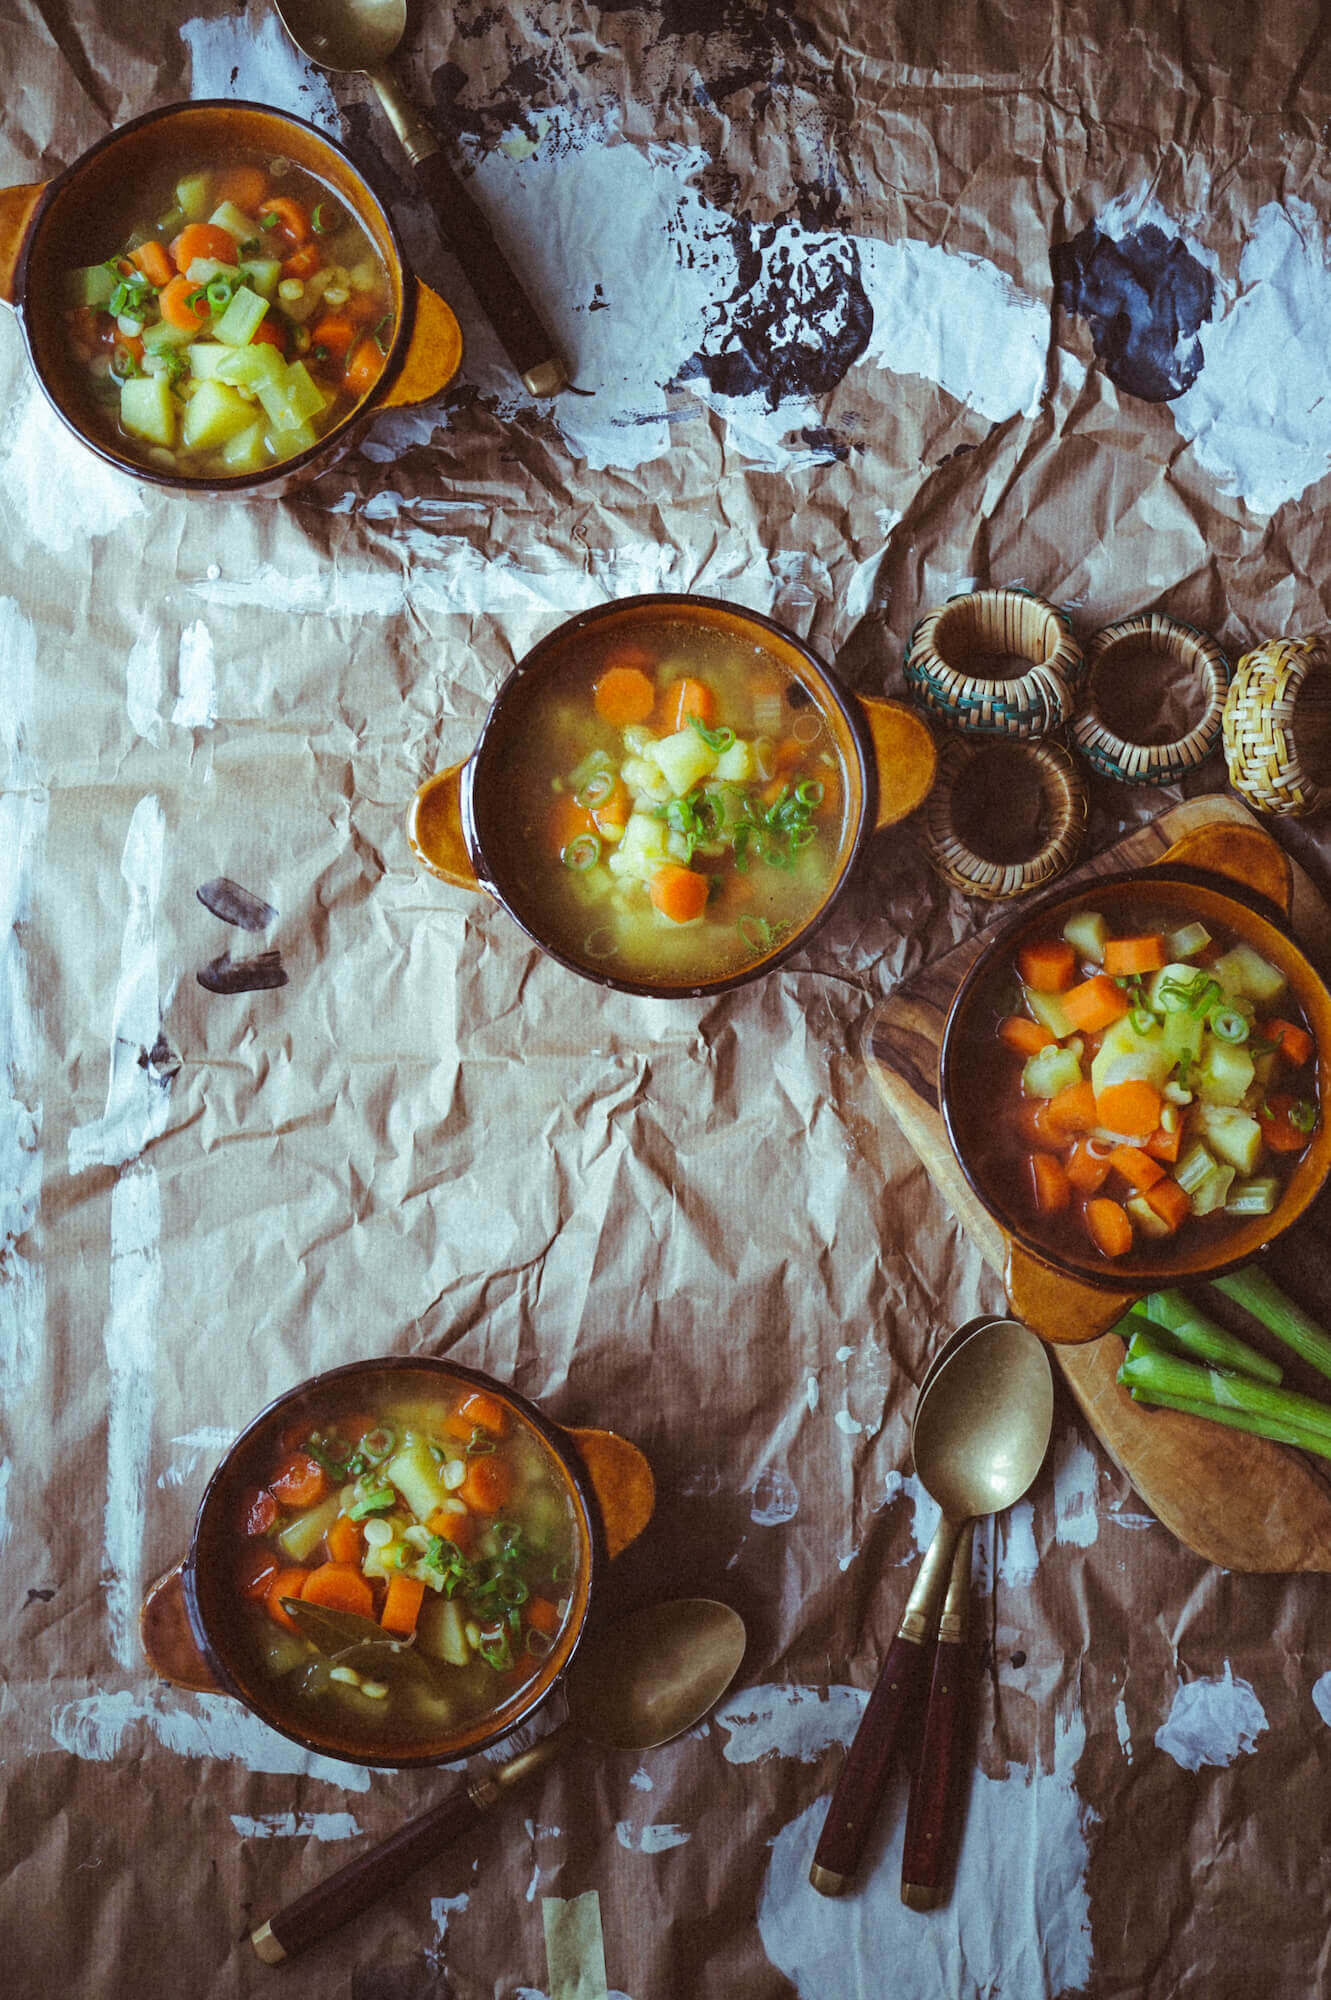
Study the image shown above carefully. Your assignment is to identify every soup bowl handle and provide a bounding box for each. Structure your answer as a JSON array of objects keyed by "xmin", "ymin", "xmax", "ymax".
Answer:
[
  {"xmin": 140, "ymin": 1558, "xmax": 226, "ymax": 1694},
  {"xmin": 856, "ymin": 696, "xmax": 937, "ymax": 830},
  {"xmin": 406, "ymin": 763, "xmax": 481, "ymax": 892},
  {"xmin": 0, "ymin": 180, "xmax": 46, "ymax": 309},
  {"xmin": 1005, "ymin": 1239, "xmax": 1137, "ymax": 1345},
  {"xmin": 376, "ymin": 279, "xmax": 464, "ymax": 411},
  {"xmin": 1152, "ymin": 820, "xmax": 1293, "ymax": 917}
]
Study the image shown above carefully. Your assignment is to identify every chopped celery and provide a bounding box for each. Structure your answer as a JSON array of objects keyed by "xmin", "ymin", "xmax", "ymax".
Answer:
[
  {"xmin": 209, "ymin": 199, "xmax": 259, "ymax": 242},
  {"xmin": 141, "ymin": 319, "xmax": 195, "ymax": 354},
  {"xmin": 1175, "ymin": 1141, "xmax": 1219, "ymax": 1197},
  {"xmin": 1022, "ymin": 1044, "xmax": 1085, "ymax": 1099},
  {"xmin": 181, "ymin": 379, "xmax": 260, "ymax": 450},
  {"xmin": 1224, "ymin": 1176, "xmax": 1280, "ymax": 1216},
  {"xmin": 1166, "ymin": 922, "xmax": 1212, "ymax": 959},
  {"xmin": 1062, "ymin": 910, "xmax": 1107, "ymax": 963},
  {"xmin": 1196, "ymin": 1035, "xmax": 1255, "ymax": 1106},
  {"xmin": 1213, "ymin": 1268, "xmax": 1331, "ymax": 1385},
  {"xmin": 1118, "ymin": 1322, "xmax": 1331, "ymax": 1440},
  {"xmin": 119, "ymin": 375, "xmax": 177, "ymax": 447},
  {"xmin": 1133, "ymin": 1292, "xmax": 1282, "ymax": 1382},
  {"xmin": 213, "ymin": 283, "xmax": 270, "ymax": 346},
  {"xmin": 1191, "ymin": 1163, "xmax": 1236, "ymax": 1216},
  {"xmin": 239, "ymin": 256, "xmax": 283, "ymax": 299},
  {"xmin": 187, "ymin": 343, "xmax": 232, "ymax": 379},
  {"xmin": 155, "ymin": 204, "xmax": 186, "ymax": 241},
  {"xmin": 1128, "ymin": 1386, "xmax": 1331, "ymax": 1461},
  {"xmin": 1192, "ymin": 1103, "xmax": 1264, "ymax": 1174},
  {"xmin": 214, "ymin": 343, "xmax": 285, "ymax": 389},
  {"xmin": 1024, "ymin": 985, "xmax": 1076, "ymax": 1040},
  {"xmin": 176, "ymin": 172, "xmax": 211, "ymax": 222},
  {"xmin": 66, "ymin": 262, "xmax": 116, "ymax": 308}
]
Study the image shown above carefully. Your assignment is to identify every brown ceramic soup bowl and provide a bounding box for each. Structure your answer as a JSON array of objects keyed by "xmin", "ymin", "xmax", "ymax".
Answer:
[
  {"xmin": 0, "ymin": 100, "xmax": 462, "ymax": 493},
  {"xmin": 406, "ymin": 593, "xmax": 938, "ymax": 997},
  {"xmin": 139, "ymin": 1357, "xmax": 658, "ymax": 1769},
  {"xmin": 939, "ymin": 822, "xmax": 1331, "ymax": 1344}
]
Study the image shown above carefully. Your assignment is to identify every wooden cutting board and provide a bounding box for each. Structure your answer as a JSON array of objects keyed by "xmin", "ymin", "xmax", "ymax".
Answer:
[{"xmin": 867, "ymin": 794, "xmax": 1331, "ymax": 1571}]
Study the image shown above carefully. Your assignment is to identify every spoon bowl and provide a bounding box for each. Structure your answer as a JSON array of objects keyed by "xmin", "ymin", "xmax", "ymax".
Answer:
[{"xmin": 275, "ymin": 0, "xmax": 405, "ymax": 69}]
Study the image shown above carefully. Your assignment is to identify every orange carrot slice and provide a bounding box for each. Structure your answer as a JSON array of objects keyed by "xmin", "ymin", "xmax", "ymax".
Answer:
[
  {"xmin": 1046, "ymin": 1080, "xmax": 1098, "ymax": 1135},
  {"xmin": 1066, "ymin": 1140, "xmax": 1112, "ymax": 1194},
  {"xmin": 1030, "ymin": 1152, "xmax": 1071, "ymax": 1214},
  {"xmin": 1095, "ymin": 1080, "xmax": 1164, "ymax": 1139},
  {"xmin": 170, "ymin": 221, "xmax": 238, "ymax": 273},
  {"xmin": 1261, "ymin": 1018, "xmax": 1314, "ymax": 1067},
  {"xmin": 258, "ymin": 195, "xmax": 312, "ymax": 246},
  {"xmin": 1102, "ymin": 935, "xmax": 1167, "ymax": 976},
  {"xmin": 325, "ymin": 1513, "xmax": 362, "ymax": 1565},
  {"xmin": 1144, "ymin": 1124, "xmax": 1182, "ymax": 1164},
  {"xmin": 212, "ymin": 166, "xmax": 268, "ymax": 211},
  {"xmin": 593, "ymin": 665, "xmax": 655, "ymax": 726},
  {"xmin": 265, "ymin": 1566, "xmax": 312, "ymax": 1632},
  {"xmin": 662, "ymin": 677, "xmax": 717, "ymax": 732},
  {"xmin": 458, "ymin": 1457, "xmax": 512, "ymax": 1514},
  {"xmin": 1084, "ymin": 1197, "xmax": 1133, "ymax": 1257},
  {"xmin": 380, "ymin": 1573, "xmax": 426, "ymax": 1637},
  {"xmin": 1109, "ymin": 1145, "xmax": 1165, "ymax": 1192},
  {"xmin": 158, "ymin": 274, "xmax": 211, "ymax": 330},
  {"xmin": 1260, "ymin": 1094, "xmax": 1318, "ymax": 1152},
  {"xmin": 426, "ymin": 1505, "xmax": 475, "ymax": 1553},
  {"xmin": 301, "ymin": 1562, "xmax": 374, "ymax": 1618},
  {"xmin": 1061, "ymin": 975, "xmax": 1131, "ymax": 1034},
  {"xmin": 525, "ymin": 1596, "xmax": 560, "ymax": 1636},
  {"xmin": 1143, "ymin": 1178, "xmax": 1191, "ymax": 1232},
  {"xmin": 130, "ymin": 240, "xmax": 174, "ymax": 288},
  {"xmin": 455, "ymin": 1390, "xmax": 509, "ymax": 1437},
  {"xmin": 268, "ymin": 1452, "xmax": 329, "ymax": 1509},
  {"xmin": 1018, "ymin": 939, "xmax": 1078, "ymax": 992},
  {"xmin": 650, "ymin": 865, "xmax": 709, "ymax": 924},
  {"xmin": 999, "ymin": 1015, "xmax": 1055, "ymax": 1057}
]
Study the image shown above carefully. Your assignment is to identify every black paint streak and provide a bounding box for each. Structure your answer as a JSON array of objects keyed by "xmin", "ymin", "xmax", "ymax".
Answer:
[
  {"xmin": 800, "ymin": 425, "xmax": 849, "ymax": 461},
  {"xmin": 597, "ymin": 0, "xmax": 813, "ymax": 106},
  {"xmin": 196, "ymin": 878, "xmax": 278, "ymax": 932},
  {"xmin": 24, "ymin": 1588, "xmax": 55, "ymax": 1608},
  {"xmin": 197, "ymin": 951, "xmax": 289, "ymax": 995},
  {"xmin": 1010, "ymin": 1649, "xmax": 1027, "ymax": 1668},
  {"xmin": 138, "ymin": 1034, "xmax": 180, "ymax": 1086},
  {"xmin": 1051, "ymin": 220, "xmax": 1215, "ymax": 403},
  {"xmin": 676, "ymin": 222, "xmax": 873, "ymax": 408}
]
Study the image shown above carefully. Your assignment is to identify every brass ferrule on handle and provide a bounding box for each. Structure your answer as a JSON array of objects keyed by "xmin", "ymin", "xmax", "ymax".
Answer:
[
  {"xmin": 936, "ymin": 1519, "xmax": 975, "ymax": 1647},
  {"xmin": 897, "ymin": 1517, "xmax": 963, "ymax": 1645},
  {"xmin": 367, "ymin": 64, "xmax": 441, "ymax": 166}
]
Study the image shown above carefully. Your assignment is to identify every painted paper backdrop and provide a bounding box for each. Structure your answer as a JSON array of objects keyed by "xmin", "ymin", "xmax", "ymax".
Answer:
[{"xmin": 4, "ymin": 3, "xmax": 1331, "ymax": 1996}]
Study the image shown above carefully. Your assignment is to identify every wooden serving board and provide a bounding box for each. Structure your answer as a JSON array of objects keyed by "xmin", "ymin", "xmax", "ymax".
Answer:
[{"xmin": 867, "ymin": 794, "xmax": 1331, "ymax": 1571}]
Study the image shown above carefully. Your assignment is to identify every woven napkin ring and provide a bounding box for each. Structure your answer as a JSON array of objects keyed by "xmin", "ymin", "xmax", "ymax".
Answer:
[
  {"xmin": 1071, "ymin": 614, "xmax": 1230, "ymax": 785},
  {"xmin": 903, "ymin": 588, "xmax": 1083, "ymax": 740},
  {"xmin": 1222, "ymin": 635, "xmax": 1331, "ymax": 818},
  {"xmin": 918, "ymin": 736, "xmax": 1088, "ymax": 901}
]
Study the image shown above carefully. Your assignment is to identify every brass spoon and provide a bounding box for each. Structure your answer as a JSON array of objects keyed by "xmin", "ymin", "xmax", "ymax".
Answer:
[
  {"xmin": 270, "ymin": 0, "xmax": 569, "ymax": 395},
  {"xmin": 251, "ymin": 1597, "xmax": 746, "ymax": 1964},
  {"xmin": 810, "ymin": 1317, "xmax": 1052, "ymax": 1896}
]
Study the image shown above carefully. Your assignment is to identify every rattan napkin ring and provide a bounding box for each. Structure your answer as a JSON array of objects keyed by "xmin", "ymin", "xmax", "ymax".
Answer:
[
  {"xmin": 1071, "ymin": 613, "xmax": 1230, "ymax": 784},
  {"xmin": 1222, "ymin": 636, "xmax": 1331, "ymax": 818},
  {"xmin": 904, "ymin": 588, "xmax": 1083, "ymax": 739},
  {"xmin": 919, "ymin": 736, "xmax": 1088, "ymax": 900}
]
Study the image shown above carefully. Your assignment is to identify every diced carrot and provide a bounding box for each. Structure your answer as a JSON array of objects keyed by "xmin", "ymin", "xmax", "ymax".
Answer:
[
  {"xmin": 1102, "ymin": 934, "xmax": 1167, "ymax": 976},
  {"xmin": 241, "ymin": 1486, "xmax": 279, "ymax": 1536},
  {"xmin": 1014, "ymin": 1097, "xmax": 1061, "ymax": 1146},
  {"xmin": 1046, "ymin": 1080, "xmax": 1098, "ymax": 1136},
  {"xmin": 649, "ymin": 864, "xmax": 709, "ymax": 925},
  {"xmin": 771, "ymin": 736, "xmax": 806, "ymax": 776},
  {"xmin": 426, "ymin": 1504, "xmax": 475, "ymax": 1553},
  {"xmin": 1084, "ymin": 1197, "xmax": 1134, "ymax": 1258},
  {"xmin": 301, "ymin": 1562, "xmax": 374, "ymax": 1618},
  {"xmin": 1261, "ymin": 1018, "xmax": 1315, "ymax": 1067},
  {"xmin": 1030, "ymin": 1152, "xmax": 1071, "ymax": 1214},
  {"xmin": 603, "ymin": 640, "xmax": 656, "ymax": 675},
  {"xmin": 662, "ymin": 677, "xmax": 717, "ymax": 732},
  {"xmin": 237, "ymin": 1547, "xmax": 280, "ymax": 1601},
  {"xmin": 998, "ymin": 1015, "xmax": 1055, "ymax": 1057},
  {"xmin": 814, "ymin": 762, "xmax": 842, "ymax": 818},
  {"xmin": 113, "ymin": 332, "xmax": 145, "ymax": 366},
  {"xmin": 344, "ymin": 335, "xmax": 385, "ymax": 399},
  {"xmin": 1095, "ymin": 1080, "xmax": 1164, "ymax": 1140},
  {"xmin": 1144, "ymin": 1124, "xmax": 1182, "ymax": 1164},
  {"xmin": 1260, "ymin": 1093, "xmax": 1318, "ymax": 1153},
  {"xmin": 212, "ymin": 166, "xmax": 267, "ymax": 211},
  {"xmin": 380, "ymin": 1572, "xmax": 426, "ymax": 1637},
  {"xmin": 170, "ymin": 221, "xmax": 238, "ymax": 273},
  {"xmin": 1109, "ymin": 1145, "xmax": 1165, "ymax": 1193},
  {"xmin": 268, "ymin": 1452, "xmax": 329, "ymax": 1509},
  {"xmin": 1018, "ymin": 938, "xmax": 1079, "ymax": 992},
  {"xmin": 524, "ymin": 1596, "xmax": 560, "ymax": 1636},
  {"xmin": 456, "ymin": 1390, "xmax": 509, "ymax": 1437},
  {"xmin": 281, "ymin": 242, "xmax": 322, "ymax": 280},
  {"xmin": 158, "ymin": 274, "xmax": 211, "ymax": 330},
  {"xmin": 593, "ymin": 665, "xmax": 656, "ymax": 726},
  {"xmin": 1143, "ymin": 1178, "xmax": 1191, "ymax": 1232},
  {"xmin": 265, "ymin": 1566, "xmax": 312, "ymax": 1633},
  {"xmin": 258, "ymin": 195, "xmax": 311, "ymax": 246},
  {"xmin": 325, "ymin": 1512, "xmax": 362, "ymax": 1565},
  {"xmin": 590, "ymin": 778, "xmax": 630, "ymax": 835},
  {"xmin": 1066, "ymin": 1140, "xmax": 1112, "ymax": 1194},
  {"xmin": 309, "ymin": 313, "xmax": 357, "ymax": 364},
  {"xmin": 458, "ymin": 1456, "xmax": 512, "ymax": 1514},
  {"xmin": 547, "ymin": 793, "xmax": 596, "ymax": 858},
  {"xmin": 130, "ymin": 239, "xmax": 174, "ymax": 288},
  {"xmin": 250, "ymin": 318, "xmax": 287, "ymax": 353},
  {"xmin": 1061, "ymin": 975, "xmax": 1131, "ymax": 1034}
]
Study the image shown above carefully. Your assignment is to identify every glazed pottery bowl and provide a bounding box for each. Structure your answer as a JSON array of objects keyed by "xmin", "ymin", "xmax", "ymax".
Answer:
[
  {"xmin": 144, "ymin": 1357, "xmax": 604, "ymax": 1769},
  {"xmin": 938, "ymin": 822, "xmax": 1331, "ymax": 1343},
  {"xmin": 406, "ymin": 592, "xmax": 938, "ymax": 998},
  {"xmin": 0, "ymin": 100, "xmax": 462, "ymax": 493}
]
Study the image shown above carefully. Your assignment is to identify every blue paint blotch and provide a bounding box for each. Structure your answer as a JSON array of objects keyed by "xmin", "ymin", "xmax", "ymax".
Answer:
[{"xmin": 1051, "ymin": 220, "xmax": 1215, "ymax": 402}]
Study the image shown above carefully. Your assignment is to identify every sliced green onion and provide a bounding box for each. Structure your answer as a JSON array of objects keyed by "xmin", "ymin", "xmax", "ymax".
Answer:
[
  {"xmin": 206, "ymin": 275, "xmax": 234, "ymax": 310},
  {"xmin": 562, "ymin": 832, "xmax": 601, "ymax": 871},
  {"xmin": 348, "ymin": 1484, "xmax": 396, "ymax": 1519},
  {"xmin": 186, "ymin": 286, "xmax": 209, "ymax": 313},
  {"xmin": 372, "ymin": 313, "xmax": 393, "ymax": 355},
  {"xmin": 359, "ymin": 1425, "xmax": 396, "ymax": 1464},
  {"xmin": 466, "ymin": 1427, "xmax": 497, "ymax": 1458},
  {"xmin": 1291, "ymin": 1099, "xmax": 1319, "ymax": 1133},
  {"xmin": 1208, "ymin": 1007, "xmax": 1250, "ymax": 1043},
  {"xmin": 1129, "ymin": 1006, "xmax": 1156, "ymax": 1035},
  {"xmin": 310, "ymin": 343, "xmax": 329, "ymax": 361},
  {"xmin": 576, "ymin": 769, "xmax": 616, "ymax": 808},
  {"xmin": 794, "ymin": 779, "xmax": 824, "ymax": 806},
  {"xmin": 690, "ymin": 717, "xmax": 735, "ymax": 753},
  {"xmin": 311, "ymin": 201, "xmax": 334, "ymax": 234},
  {"xmin": 261, "ymin": 211, "xmax": 280, "ymax": 230}
]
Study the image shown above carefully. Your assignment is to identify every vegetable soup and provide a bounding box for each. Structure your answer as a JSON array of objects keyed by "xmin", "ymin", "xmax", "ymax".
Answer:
[
  {"xmin": 59, "ymin": 154, "xmax": 394, "ymax": 477},
  {"xmin": 217, "ymin": 1377, "xmax": 583, "ymax": 1757},
  {"xmin": 490, "ymin": 621, "xmax": 850, "ymax": 986},
  {"xmin": 954, "ymin": 902, "xmax": 1322, "ymax": 1270}
]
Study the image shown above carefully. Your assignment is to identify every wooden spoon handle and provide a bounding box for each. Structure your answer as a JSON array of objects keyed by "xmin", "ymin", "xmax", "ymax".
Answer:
[
  {"xmin": 901, "ymin": 1520, "xmax": 976, "ymax": 1909},
  {"xmin": 808, "ymin": 1630, "xmax": 930, "ymax": 1895}
]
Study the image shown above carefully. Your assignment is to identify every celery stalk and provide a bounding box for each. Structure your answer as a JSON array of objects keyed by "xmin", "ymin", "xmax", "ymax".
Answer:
[
  {"xmin": 1127, "ymin": 1386, "xmax": 1331, "ymax": 1461},
  {"xmin": 1133, "ymin": 1292, "xmax": 1283, "ymax": 1384},
  {"xmin": 1118, "ymin": 1325, "xmax": 1331, "ymax": 1439},
  {"xmin": 1212, "ymin": 1268, "xmax": 1331, "ymax": 1386}
]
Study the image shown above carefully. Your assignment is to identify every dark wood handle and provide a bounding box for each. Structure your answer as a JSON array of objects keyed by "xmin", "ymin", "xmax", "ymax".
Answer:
[
  {"xmin": 809, "ymin": 1632, "xmax": 928, "ymax": 1894},
  {"xmin": 900, "ymin": 1636, "xmax": 968, "ymax": 1907},
  {"xmin": 411, "ymin": 151, "xmax": 566, "ymax": 393},
  {"xmin": 252, "ymin": 1783, "xmax": 484, "ymax": 1964}
]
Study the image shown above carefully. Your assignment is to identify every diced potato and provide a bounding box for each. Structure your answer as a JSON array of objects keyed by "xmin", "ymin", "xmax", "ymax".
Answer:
[
  {"xmin": 1166, "ymin": 921, "xmax": 1211, "ymax": 959},
  {"xmin": 187, "ymin": 343, "xmax": 231, "ymax": 380},
  {"xmin": 1022, "ymin": 1044, "xmax": 1085, "ymax": 1099},
  {"xmin": 185, "ymin": 256, "xmax": 240, "ymax": 286},
  {"xmin": 239, "ymin": 256, "xmax": 283, "ymax": 300},
  {"xmin": 1213, "ymin": 945, "xmax": 1286, "ymax": 1006},
  {"xmin": 607, "ymin": 813, "xmax": 671, "ymax": 882},
  {"xmin": 1126, "ymin": 1194, "xmax": 1173, "ymax": 1239},
  {"xmin": 713, "ymin": 738, "xmax": 756, "ymax": 782},
  {"xmin": 220, "ymin": 420, "xmax": 271, "ymax": 474},
  {"xmin": 1062, "ymin": 910, "xmax": 1108, "ymax": 964},
  {"xmin": 648, "ymin": 727, "xmax": 719, "ymax": 796},
  {"xmin": 215, "ymin": 343, "xmax": 285, "ymax": 390},
  {"xmin": 621, "ymin": 754, "xmax": 671, "ymax": 803},
  {"xmin": 277, "ymin": 1493, "xmax": 340, "ymax": 1564},
  {"xmin": 1162, "ymin": 1005, "xmax": 1204, "ymax": 1068},
  {"xmin": 622, "ymin": 725, "xmax": 655, "ymax": 755},
  {"xmin": 417, "ymin": 1593, "xmax": 471, "ymax": 1666},
  {"xmin": 176, "ymin": 172, "xmax": 212, "ymax": 222},
  {"xmin": 1195, "ymin": 1035, "xmax": 1255, "ymax": 1107},
  {"xmin": 1192, "ymin": 1103, "xmax": 1264, "ymax": 1174},
  {"xmin": 384, "ymin": 1438, "xmax": 449, "ymax": 1522},
  {"xmin": 181, "ymin": 378, "xmax": 258, "ymax": 450},
  {"xmin": 1091, "ymin": 1015, "xmax": 1173, "ymax": 1096},
  {"xmin": 1146, "ymin": 962, "xmax": 1204, "ymax": 1012},
  {"xmin": 209, "ymin": 199, "xmax": 260, "ymax": 241},
  {"xmin": 270, "ymin": 418, "xmax": 320, "ymax": 462},
  {"xmin": 120, "ymin": 375, "xmax": 177, "ymax": 448},
  {"xmin": 1024, "ymin": 985, "xmax": 1076, "ymax": 1040}
]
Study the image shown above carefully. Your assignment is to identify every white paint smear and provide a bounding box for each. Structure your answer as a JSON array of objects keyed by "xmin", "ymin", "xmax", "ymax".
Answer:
[
  {"xmin": 0, "ymin": 1458, "xmax": 10, "ymax": 1552},
  {"xmin": 231, "ymin": 1811, "xmax": 361, "ymax": 1841},
  {"xmin": 1053, "ymin": 1428, "xmax": 1100, "ymax": 1548},
  {"xmin": 1171, "ymin": 198, "xmax": 1331, "ymax": 515},
  {"xmin": 714, "ymin": 1684, "xmax": 868, "ymax": 1766},
  {"xmin": 1312, "ymin": 1671, "xmax": 1331, "ymax": 1728},
  {"xmin": 834, "ymin": 1410, "xmax": 863, "ymax": 1436},
  {"xmin": 181, "ymin": 5, "xmax": 339, "ymax": 127},
  {"xmin": 882, "ymin": 1468, "xmax": 941, "ymax": 1559},
  {"xmin": 125, "ymin": 620, "xmax": 165, "ymax": 746},
  {"xmin": 68, "ymin": 794, "xmax": 171, "ymax": 1176},
  {"xmin": 0, "ymin": 375, "xmax": 145, "ymax": 554},
  {"xmin": 1115, "ymin": 1694, "xmax": 1133, "ymax": 1761},
  {"xmin": 750, "ymin": 1468, "xmax": 799, "ymax": 1526},
  {"xmin": 101, "ymin": 1161, "xmax": 162, "ymax": 1668},
  {"xmin": 172, "ymin": 621, "xmax": 217, "ymax": 730},
  {"xmin": 1155, "ymin": 1662, "xmax": 1268, "ymax": 1771},
  {"xmin": 615, "ymin": 1821, "xmax": 692, "ymax": 1854},
  {"xmin": 757, "ymin": 1708, "xmax": 1093, "ymax": 2000},
  {"xmin": 806, "ymin": 1375, "xmax": 820, "ymax": 1412},
  {"xmin": 155, "ymin": 1425, "xmax": 233, "ymax": 1489},
  {"xmin": 51, "ymin": 1687, "xmax": 372, "ymax": 1789},
  {"xmin": 856, "ymin": 234, "xmax": 1047, "ymax": 421},
  {"xmin": 629, "ymin": 1767, "xmax": 653, "ymax": 1792}
]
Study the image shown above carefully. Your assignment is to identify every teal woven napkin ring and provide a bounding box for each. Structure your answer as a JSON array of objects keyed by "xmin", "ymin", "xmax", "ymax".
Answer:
[
  {"xmin": 904, "ymin": 588, "xmax": 1083, "ymax": 739},
  {"xmin": 1071, "ymin": 613, "xmax": 1230, "ymax": 784}
]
